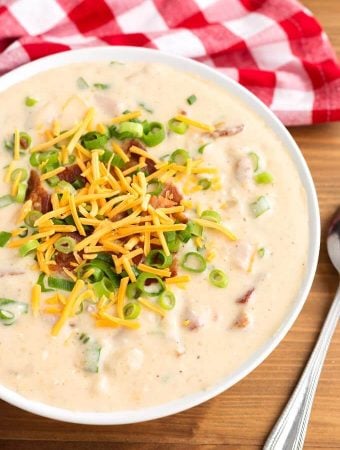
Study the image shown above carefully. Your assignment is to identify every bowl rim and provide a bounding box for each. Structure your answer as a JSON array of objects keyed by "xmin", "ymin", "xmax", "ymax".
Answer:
[{"xmin": 0, "ymin": 46, "xmax": 320, "ymax": 425}]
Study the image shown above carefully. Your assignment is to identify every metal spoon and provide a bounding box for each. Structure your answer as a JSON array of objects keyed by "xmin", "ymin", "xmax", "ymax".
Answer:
[{"xmin": 264, "ymin": 208, "xmax": 340, "ymax": 450}]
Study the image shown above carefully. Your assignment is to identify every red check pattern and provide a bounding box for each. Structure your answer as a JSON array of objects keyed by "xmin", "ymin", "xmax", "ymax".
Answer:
[{"xmin": 0, "ymin": 0, "xmax": 339, "ymax": 125}]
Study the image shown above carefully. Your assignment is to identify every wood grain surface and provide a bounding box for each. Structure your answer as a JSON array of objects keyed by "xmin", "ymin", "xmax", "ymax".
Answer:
[{"xmin": 1, "ymin": 1, "xmax": 339, "ymax": 449}]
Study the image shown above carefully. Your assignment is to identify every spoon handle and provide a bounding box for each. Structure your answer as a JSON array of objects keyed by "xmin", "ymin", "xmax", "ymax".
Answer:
[{"xmin": 264, "ymin": 285, "xmax": 340, "ymax": 450}]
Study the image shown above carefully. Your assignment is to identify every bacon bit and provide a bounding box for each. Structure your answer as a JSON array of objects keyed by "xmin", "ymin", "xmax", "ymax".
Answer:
[
  {"xmin": 169, "ymin": 257, "xmax": 178, "ymax": 277},
  {"xmin": 150, "ymin": 195, "xmax": 176, "ymax": 209},
  {"xmin": 19, "ymin": 137, "xmax": 29, "ymax": 149},
  {"xmin": 234, "ymin": 312, "xmax": 250, "ymax": 328},
  {"xmin": 173, "ymin": 212, "xmax": 188, "ymax": 224},
  {"xmin": 236, "ymin": 288, "xmax": 255, "ymax": 304},
  {"xmin": 123, "ymin": 139, "xmax": 156, "ymax": 175},
  {"xmin": 25, "ymin": 170, "xmax": 52, "ymax": 213},
  {"xmin": 210, "ymin": 124, "xmax": 244, "ymax": 138},
  {"xmin": 163, "ymin": 182, "xmax": 182, "ymax": 204},
  {"xmin": 57, "ymin": 164, "xmax": 82, "ymax": 184}
]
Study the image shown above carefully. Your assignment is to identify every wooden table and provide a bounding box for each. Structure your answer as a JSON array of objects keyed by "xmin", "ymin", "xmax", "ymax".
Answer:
[{"xmin": 1, "ymin": 1, "xmax": 339, "ymax": 449}]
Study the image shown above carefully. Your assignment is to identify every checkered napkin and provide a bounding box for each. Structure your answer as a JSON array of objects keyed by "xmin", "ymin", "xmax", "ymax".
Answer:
[{"xmin": 0, "ymin": 0, "xmax": 339, "ymax": 125}]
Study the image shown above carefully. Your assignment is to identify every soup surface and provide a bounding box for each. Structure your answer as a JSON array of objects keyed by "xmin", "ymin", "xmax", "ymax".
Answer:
[{"xmin": 0, "ymin": 62, "xmax": 308, "ymax": 411}]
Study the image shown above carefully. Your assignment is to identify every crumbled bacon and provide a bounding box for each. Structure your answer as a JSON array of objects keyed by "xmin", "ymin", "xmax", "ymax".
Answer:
[
  {"xmin": 122, "ymin": 139, "xmax": 156, "ymax": 175},
  {"xmin": 163, "ymin": 182, "xmax": 182, "ymax": 204},
  {"xmin": 25, "ymin": 170, "xmax": 51, "ymax": 214},
  {"xmin": 210, "ymin": 124, "xmax": 244, "ymax": 138},
  {"xmin": 236, "ymin": 288, "xmax": 255, "ymax": 304},
  {"xmin": 169, "ymin": 257, "xmax": 178, "ymax": 277},
  {"xmin": 234, "ymin": 312, "xmax": 250, "ymax": 328},
  {"xmin": 57, "ymin": 164, "xmax": 82, "ymax": 184},
  {"xmin": 150, "ymin": 195, "xmax": 177, "ymax": 209}
]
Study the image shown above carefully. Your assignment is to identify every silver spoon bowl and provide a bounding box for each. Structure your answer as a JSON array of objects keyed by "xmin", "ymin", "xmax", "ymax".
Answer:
[{"xmin": 264, "ymin": 209, "xmax": 340, "ymax": 450}]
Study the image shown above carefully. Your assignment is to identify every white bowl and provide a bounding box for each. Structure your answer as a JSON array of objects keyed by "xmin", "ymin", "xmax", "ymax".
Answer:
[{"xmin": 0, "ymin": 46, "xmax": 320, "ymax": 425}]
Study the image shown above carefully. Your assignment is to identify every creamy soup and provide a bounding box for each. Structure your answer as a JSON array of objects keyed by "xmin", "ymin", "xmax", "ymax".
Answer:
[{"xmin": 0, "ymin": 62, "xmax": 308, "ymax": 412}]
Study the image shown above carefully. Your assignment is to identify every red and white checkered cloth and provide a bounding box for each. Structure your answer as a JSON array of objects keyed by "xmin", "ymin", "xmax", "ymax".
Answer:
[{"xmin": 0, "ymin": 0, "xmax": 339, "ymax": 125}]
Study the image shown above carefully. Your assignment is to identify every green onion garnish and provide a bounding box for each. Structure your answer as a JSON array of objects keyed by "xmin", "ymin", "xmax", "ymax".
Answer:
[
  {"xmin": 77, "ymin": 77, "xmax": 89, "ymax": 89},
  {"xmin": 54, "ymin": 236, "xmax": 76, "ymax": 254},
  {"xmin": 10, "ymin": 168, "xmax": 28, "ymax": 182},
  {"xmin": 136, "ymin": 272, "xmax": 165, "ymax": 297},
  {"xmin": 181, "ymin": 252, "xmax": 206, "ymax": 273},
  {"xmin": 209, "ymin": 269, "xmax": 228, "ymax": 288},
  {"xmin": 187, "ymin": 94, "xmax": 197, "ymax": 105},
  {"xmin": 57, "ymin": 180, "xmax": 76, "ymax": 194},
  {"xmin": 254, "ymin": 172, "xmax": 274, "ymax": 184},
  {"xmin": 168, "ymin": 118, "xmax": 188, "ymax": 135},
  {"xmin": 36, "ymin": 273, "xmax": 53, "ymax": 292},
  {"xmin": 138, "ymin": 102, "xmax": 153, "ymax": 113},
  {"xmin": 198, "ymin": 178, "xmax": 211, "ymax": 190},
  {"xmin": 93, "ymin": 83, "xmax": 110, "ymax": 90},
  {"xmin": 250, "ymin": 196, "xmax": 271, "ymax": 217},
  {"xmin": 25, "ymin": 96, "xmax": 38, "ymax": 107},
  {"xmin": 248, "ymin": 152, "xmax": 259, "ymax": 172},
  {"xmin": 169, "ymin": 149, "xmax": 189, "ymax": 165},
  {"xmin": 126, "ymin": 282, "xmax": 141, "ymax": 300},
  {"xmin": 19, "ymin": 132, "xmax": 32, "ymax": 149},
  {"xmin": 258, "ymin": 247, "xmax": 265, "ymax": 257},
  {"xmin": 29, "ymin": 152, "xmax": 41, "ymax": 167},
  {"xmin": 123, "ymin": 301, "xmax": 141, "ymax": 320},
  {"xmin": 15, "ymin": 182, "xmax": 27, "ymax": 203},
  {"xmin": 92, "ymin": 277, "xmax": 115, "ymax": 298},
  {"xmin": 47, "ymin": 276, "xmax": 75, "ymax": 292},
  {"xmin": 0, "ymin": 298, "xmax": 28, "ymax": 326},
  {"xmin": 100, "ymin": 150, "xmax": 125, "ymax": 169},
  {"xmin": 158, "ymin": 291, "xmax": 176, "ymax": 310},
  {"xmin": 200, "ymin": 210, "xmax": 221, "ymax": 223},
  {"xmin": 19, "ymin": 239, "xmax": 39, "ymax": 257},
  {"xmin": 117, "ymin": 121, "xmax": 143, "ymax": 139},
  {"xmin": 142, "ymin": 121, "xmax": 166, "ymax": 147},
  {"xmin": 81, "ymin": 131, "xmax": 108, "ymax": 150},
  {"xmin": 0, "ymin": 231, "xmax": 11, "ymax": 247},
  {"xmin": 178, "ymin": 221, "xmax": 203, "ymax": 243},
  {"xmin": 24, "ymin": 210, "xmax": 42, "ymax": 228},
  {"xmin": 145, "ymin": 249, "xmax": 173, "ymax": 269},
  {"xmin": 0, "ymin": 309, "xmax": 15, "ymax": 325},
  {"xmin": 0, "ymin": 195, "xmax": 14, "ymax": 209},
  {"xmin": 198, "ymin": 143, "xmax": 210, "ymax": 154},
  {"xmin": 147, "ymin": 179, "xmax": 164, "ymax": 196}
]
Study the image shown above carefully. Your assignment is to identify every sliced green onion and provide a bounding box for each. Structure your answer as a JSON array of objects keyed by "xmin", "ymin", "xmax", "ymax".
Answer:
[
  {"xmin": 87, "ymin": 259, "xmax": 120, "ymax": 287},
  {"xmin": 0, "ymin": 298, "xmax": 28, "ymax": 326},
  {"xmin": 0, "ymin": 231, "xmax": 11, "ymax": 247},
  {"xmin": 248, "ymin": 152, "xmax": 259, "ymax": 172},
  {"xmin": 25, "ymin": 96, "xmax": 38, "ymax": 107},
  {"xmin": 47, "ymin": 176, "xmax": 60, "ymax": 187},
  {"xmin": 79, "ymin": 333, "xmax": 90, "ymax": 344},
  {"xmin": 250, "ymin": 196, "xmax": 271, "ymax": 217},
  {"xmin": 72, "ymin": 178, "xmax": 85, "ymax": 189},
  {"xmin": 29, "ymin": 152, "xmax": 41, "ymax": 167},
  {"xmin": 258, "ymin": 247, "xmax": 265, "ymax": 258},
  {"xmin": 168, "ymin": 118, "xmax": 188, "ymax": 135},
  {"xmin": 55, "ymin": 236, "xmax": 76, "ymax": 254},
  {"xmin": 209, "ymin": 269, "xmax": 228, "ymax": 288},
  {"xmin": 92, "ymin": 277, "xmax": 115, "ymax": 298},
  {"xmin": 181, "ymin": 252, "xmax": 206, "ymax": 273},
  {"xmin": 200, "ymin": 210, "xmax": 221, "ymax": 223},
  {"xmin": 145, "ymin": 249, "xmax": 173, "ymax": 269},
  {"xmin": 198, "ymin": 178, "xmax": 211, "ymax": 190},
  {"xmin": 47, "ymin": 276, "xmax": 75, "ymax": 292},
  {"xmin": 158, "ymin": 291, "xmax": 176, "ymax": 310},
  {"xmin": 170, "ymin": 149, "xmax": 189, "ymax": 165},
  {"xmin": 15, "ymin": 183, "xmax": 27, "ymax": 203},
  {"xmin": 198, "ymin": 143, "xmax": 210, "ymax": 154},
  {"xmin": 187, "ymin": 94, "xmax": 197, "ymax": 105},
  {"xmin": 77, "ymin": 77, "xmax": 89, "ymax": 89},
  {"xmin": 19, "ymin": 132, "xmax": 32, "ymax": 149},
  {"xmin": 138, "ymin": 102, "xmax": 153, "ymax": 113},
  {"xmin": 126, "ymin": 282, "xmax": 141, "ymax": 300},
  {"xmin": 37, "ymin": 273, "xmax": 53, "ymax": 292},
  {"xmin": 10, "ymin": 168, "xmax": 28, "ymax": 182},
  {"xmin": 100, "ymin": 150, "xmax": 125, "ymax": 169},
  {"xmin": 18, "ymin": 227, "xmax": 28, "ymax": 237},
  {"xmin": 254, "ymin": 172, "xmax": 274, "ymax": 184},
  {"xmin": 117, "ymin": 121, "xmax": 143, "ymax": 139},
  {"xmin": 19, "ymin": 239, "xmax": 39, "ymax": 257},
  {"xmin": 81, "ymin": 131, "xmax": 108, "ymax": 150},
  {"xmin": 0, "ymin": 195, "xmax": 14, "ymax": 208},
  {"xmin": 136, "ymin": 272, "xmax": 165, "ymax": 297},
  {"xmin": 178, "ymin": 221, "xmax": 202, "ymax": 243},
  {"xmin": 57, "ymin": 180, "xmax": 76, "ymax": 194},
  {"xmin": 123, "ymin": 302, "xmax": 141, "ymax": 320},
  {"xmin": 147, "ymin": 179, "xmax": 164, "ymax": 196},
  {"xmin": 93, "ymin": 83, "xmax": 110, "ymax": 90},
  {"xmin": 24, "ymin": 210, "xmax": 42, "ymax": 228},
  {"xmin": 167, "ymin": 237, "xmax": 181, "ymax": 253},
  {"xmin": 142, "ymin": 122, "xmax": 166, "ymax": 147},
  {"xmin": 83, "ymin": 341, "xmax": 101, "ymax": 373}
]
